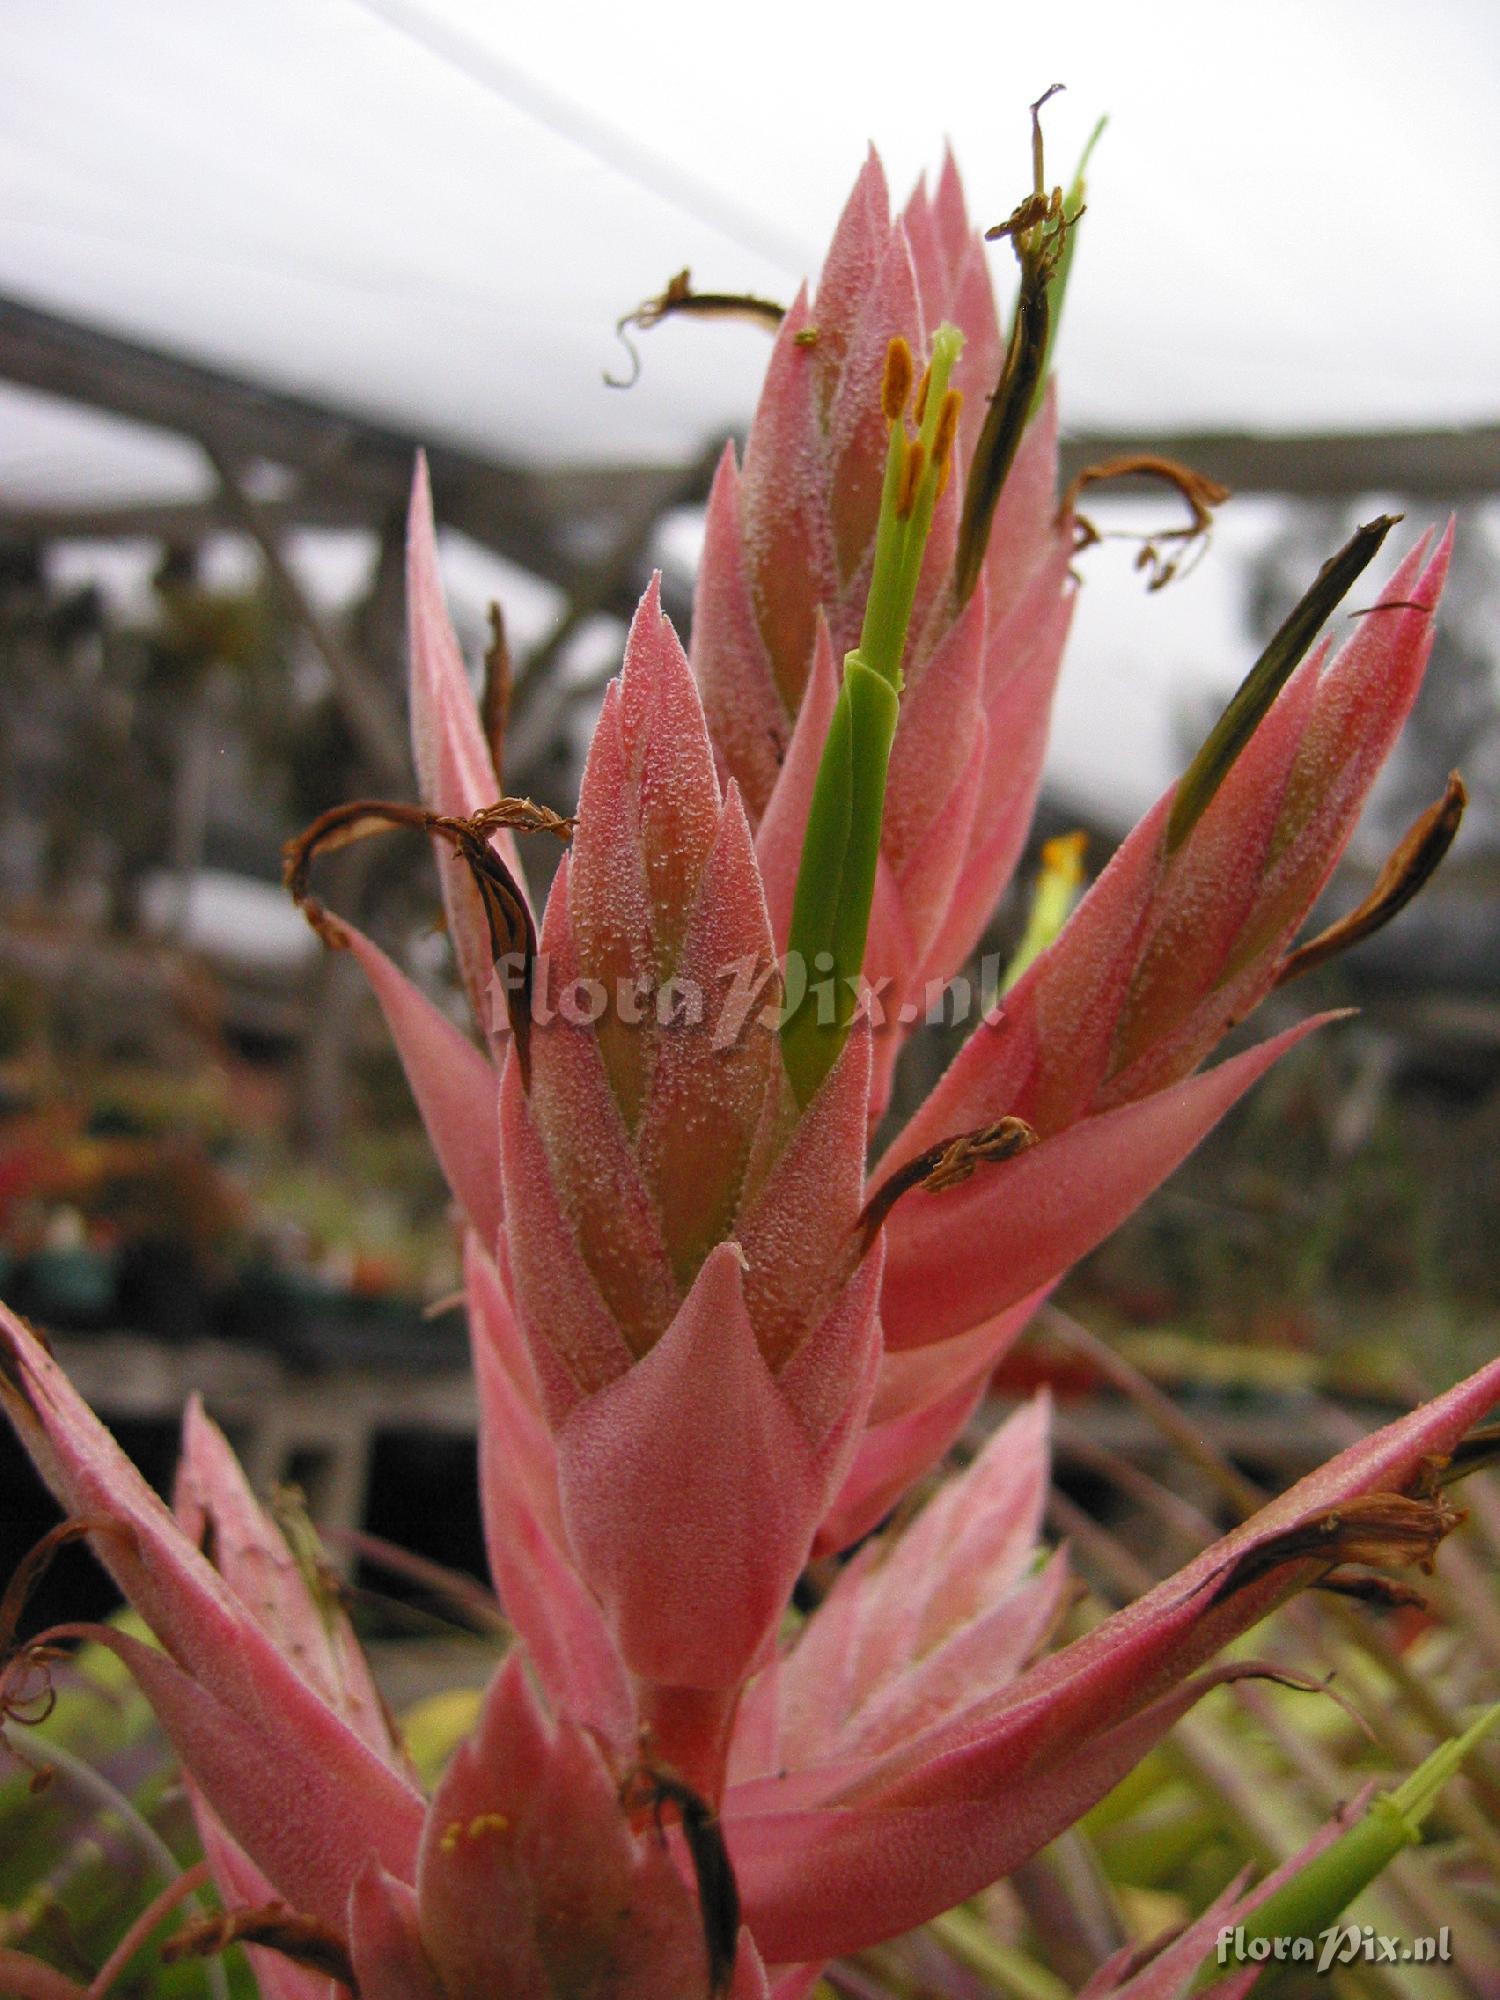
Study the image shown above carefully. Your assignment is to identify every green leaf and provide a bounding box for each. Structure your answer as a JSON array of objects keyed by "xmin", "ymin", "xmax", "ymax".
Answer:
[{"xmin": 1167, "ymin": 516, "xmax": 1398, "ymax": 853}]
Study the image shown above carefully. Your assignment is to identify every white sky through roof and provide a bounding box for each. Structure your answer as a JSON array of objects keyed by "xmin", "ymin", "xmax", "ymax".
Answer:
[
  {"xmin": 6, "ymin": 0, "xmax": 1498, "ymax": 463},
  {"xmin": 2, "ymin": 0, "xmax": 1496, "ymax": 819}
]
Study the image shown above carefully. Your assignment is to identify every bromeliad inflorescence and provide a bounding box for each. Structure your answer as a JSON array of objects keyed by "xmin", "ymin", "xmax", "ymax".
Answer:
[{"xmin": 1, "ymin": 100, "xmax": 1494, "ymax": 2000}]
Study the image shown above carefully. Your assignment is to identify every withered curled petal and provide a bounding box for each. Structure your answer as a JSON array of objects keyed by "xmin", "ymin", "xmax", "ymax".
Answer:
[
  {"xmin": 607, "ymin": 268, "xmax": 786, "ymax": 388},
  {"xmin": 857, "ymin": 1116, "xmax": 1038, "ymax": 1256},
  {"xmin": 1276, "ymin": 771, "xmax": 1467, "ymax": 986},
  {"xmin": 1, "ymin": 1518, "xmax": 123, "ymax": 1665},
  {"xmin": 282, "ymin": 796, "xmax": 572, "ymax": 1087},
  {"xmin": 1062, "ymin": 453, "xmax": 1232, "ymax": 593},
  {"xmin": 1205, "ymin": 1492, "xmax": 1464, "ymax": 1607},
  {"xmin": 160, "ymin": 1902, "xmax": 358, "ymax": 1988}
]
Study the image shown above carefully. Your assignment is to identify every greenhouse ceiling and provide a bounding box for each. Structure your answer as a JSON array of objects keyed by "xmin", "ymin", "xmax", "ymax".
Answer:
[{"xmin": 3, "ymin": 0, "xmax": 1498, "ymax": 509}]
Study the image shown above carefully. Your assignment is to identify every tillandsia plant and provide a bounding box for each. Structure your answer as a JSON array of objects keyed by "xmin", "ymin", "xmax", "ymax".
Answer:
[{"xmin": 2, "ymin": 104, "xmax": 1499, "ymax": 2000}]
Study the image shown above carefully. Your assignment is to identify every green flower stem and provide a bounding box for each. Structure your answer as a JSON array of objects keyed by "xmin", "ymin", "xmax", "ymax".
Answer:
[
  {"xmin": 1191, "ymin": 1701, "xmax": 1500, "ymax": 1989},
  {"xmin": 780, "ymin": 658, "xmax": 900, "ymax": 1102},
  {"xmin": 781, "ymin": 324, "xmax": 963, "ymax": 1106},
  {"xmin": 857, "ymin": 411, "xmax": 916, "ymax": 685}
]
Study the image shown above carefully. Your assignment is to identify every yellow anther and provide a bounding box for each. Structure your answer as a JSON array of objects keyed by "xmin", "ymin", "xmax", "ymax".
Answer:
[
  {"xmin": 439, "ymin": 1811, "xmax": 510, "ymax": 1854},
  {"xmin": 881, "ymin": 337, "xmax": 914, "ymax": 423},
  {"xmin": 1002, "ymin": 828, "xmax": 1089, "ymax": 990},
  {"xmin": 913, "ymin": 362, "xmax": 932, "ymax": 427},
  {"xmin": 1040, "ymin": 828, "xmax": 1087, "ymax": 885}
]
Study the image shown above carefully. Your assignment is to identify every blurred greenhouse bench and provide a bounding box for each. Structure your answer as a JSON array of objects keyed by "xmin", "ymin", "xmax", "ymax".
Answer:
[
  {"xmin": 34, "ymin": 1326, "xmax": 1432, "ymax": 1563},
  {"xmin": 44, "ymin": 1328, "xmax": 474, "ymax": 1568}
]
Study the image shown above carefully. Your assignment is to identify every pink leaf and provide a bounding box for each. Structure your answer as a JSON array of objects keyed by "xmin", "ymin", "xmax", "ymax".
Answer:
[
  {"xmin": 555, "ymin": 1244, "xmax": 874, "ymax": 1689},
  {"xmin": 465, "ymin": 1237, "xmax": 635, "ymax": 1751},
  {"xmin": 0, "ymin": 1307, "xmax": 425, "ymax": 1890},
  {"xmin": 72, "ymin": 1627, "xmax": 420, "ymax": 1932},
  {"xmin": 190, "ymin": 1791, "xmax": 340, "ymax": 2000},
  {"xmin": 755, "ymin": 618, "xmax": 841, "ymax": 954},
  {"xmin": 880, "ymin": 1018, "xmax": 1332, "ymax": 1351},
  {"xmin": 175, "ymin": 1399, "xmax": 400, "ymax": 1767},
  {"xmin": 730, "ymin": 1357, "xmax": 1500, "ymax": 1959},
  {"xmin": 317, "ymin": 914, "xmax": 501, "ymax": 1249},
  {"xmin": 693, "ymin": 441, "xmax": 788, "ymax": 820},
  {"xmin": 349, "ymin": 1866, "xmax": 445, "ymax": 2000},
  {"xmin": 501, "ymin": 987, "xmax": 670, "ymax": 1403}
]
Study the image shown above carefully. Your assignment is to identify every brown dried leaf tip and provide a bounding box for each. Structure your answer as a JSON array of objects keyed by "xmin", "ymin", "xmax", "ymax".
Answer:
[
  {"xmin": 282, "ymin": 796, "xmax": 572, "ymax": 1086},
  {"xmin": 957, "ymin": 85, "xmax": 1080, "ymax": 603},
  {"xmin": 984, "ymin": 84, "xmax": 1071, "ymax": 251},
  {"xmin": 1206, "ymin": 1491, "xmax": 1465, "ymax": 1608},
  {"xmin": 1, "ymin": 1517, "xmax": 122, "ymax": 1673},
  {"xmin": 1276, "ymin": 771, "xmax": 1466, "ymax": 986},
  {"xmin": 1314, "ymin": 1573, "xmax": 1433, "ymax": 1611},
  {"xmin": 481, "ymin": 600, "xmax": 512, "ymax": 774},
  {"xmin": 622, "ymin": 1762, "xmax": 740, "ymax": 1996},
  {"xmin": 1409, "ymin": 1420, "xmax": 1500, "ymax": 1496},
  {"xmin": 1063, "ymin": 454, "xmax": 1232, "ymax": 592},
  {"xmin": 607, "ymin": 268, "xmax": 786, "ymax": 387},
  {"xmin": 857, "ymin": 1116, "xmax": 1039, "ymax": 1256},
  {"xmin": 161, "ymin": 1902, "xmax": 358, "ymax": 1989}
]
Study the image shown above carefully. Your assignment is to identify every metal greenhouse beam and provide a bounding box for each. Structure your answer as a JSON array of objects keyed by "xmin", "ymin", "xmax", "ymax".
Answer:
[
  {"xmin": 4, "ymin": 296, "xmax": 1499, "ymax": 561},
  {"xmin": 0, "ymin": 293, "xmax": 703, "ymax": 592}
]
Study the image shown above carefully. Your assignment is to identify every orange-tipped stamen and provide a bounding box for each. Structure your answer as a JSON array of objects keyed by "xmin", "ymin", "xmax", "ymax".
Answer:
[
  {"xmin": 882, "ymin": 336, "xmax": 914, "ymax": 423},
  {"xmin": 897, "ymin": 440, "xmax": 927, "ymax": 521},
  {"xmin": 932, "ymin": 388, "xmax": 963, "ymax": 497},
  {"xmin": 913, "ymin": 363, "xmax": 932, "ymax": 428}
]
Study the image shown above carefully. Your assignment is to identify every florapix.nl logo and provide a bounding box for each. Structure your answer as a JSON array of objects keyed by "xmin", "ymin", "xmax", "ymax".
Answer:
[
  {"xmin": 486, "ymin": 949, "xmax": 1013, "ymax": 1047},
  {"xmin": 1216, "ymin": 1924, "xmax": 1453, "ymax": 1974}
]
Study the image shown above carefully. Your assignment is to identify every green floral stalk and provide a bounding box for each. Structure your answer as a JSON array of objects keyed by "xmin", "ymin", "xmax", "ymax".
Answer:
[
  {"xmin": 1194, "ymin": 1700, "xmax": 1500, "ymax": 1987},
  {"xmin": 781, "ymin": 323, "xmax": 964, "ymax": 1105}
]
